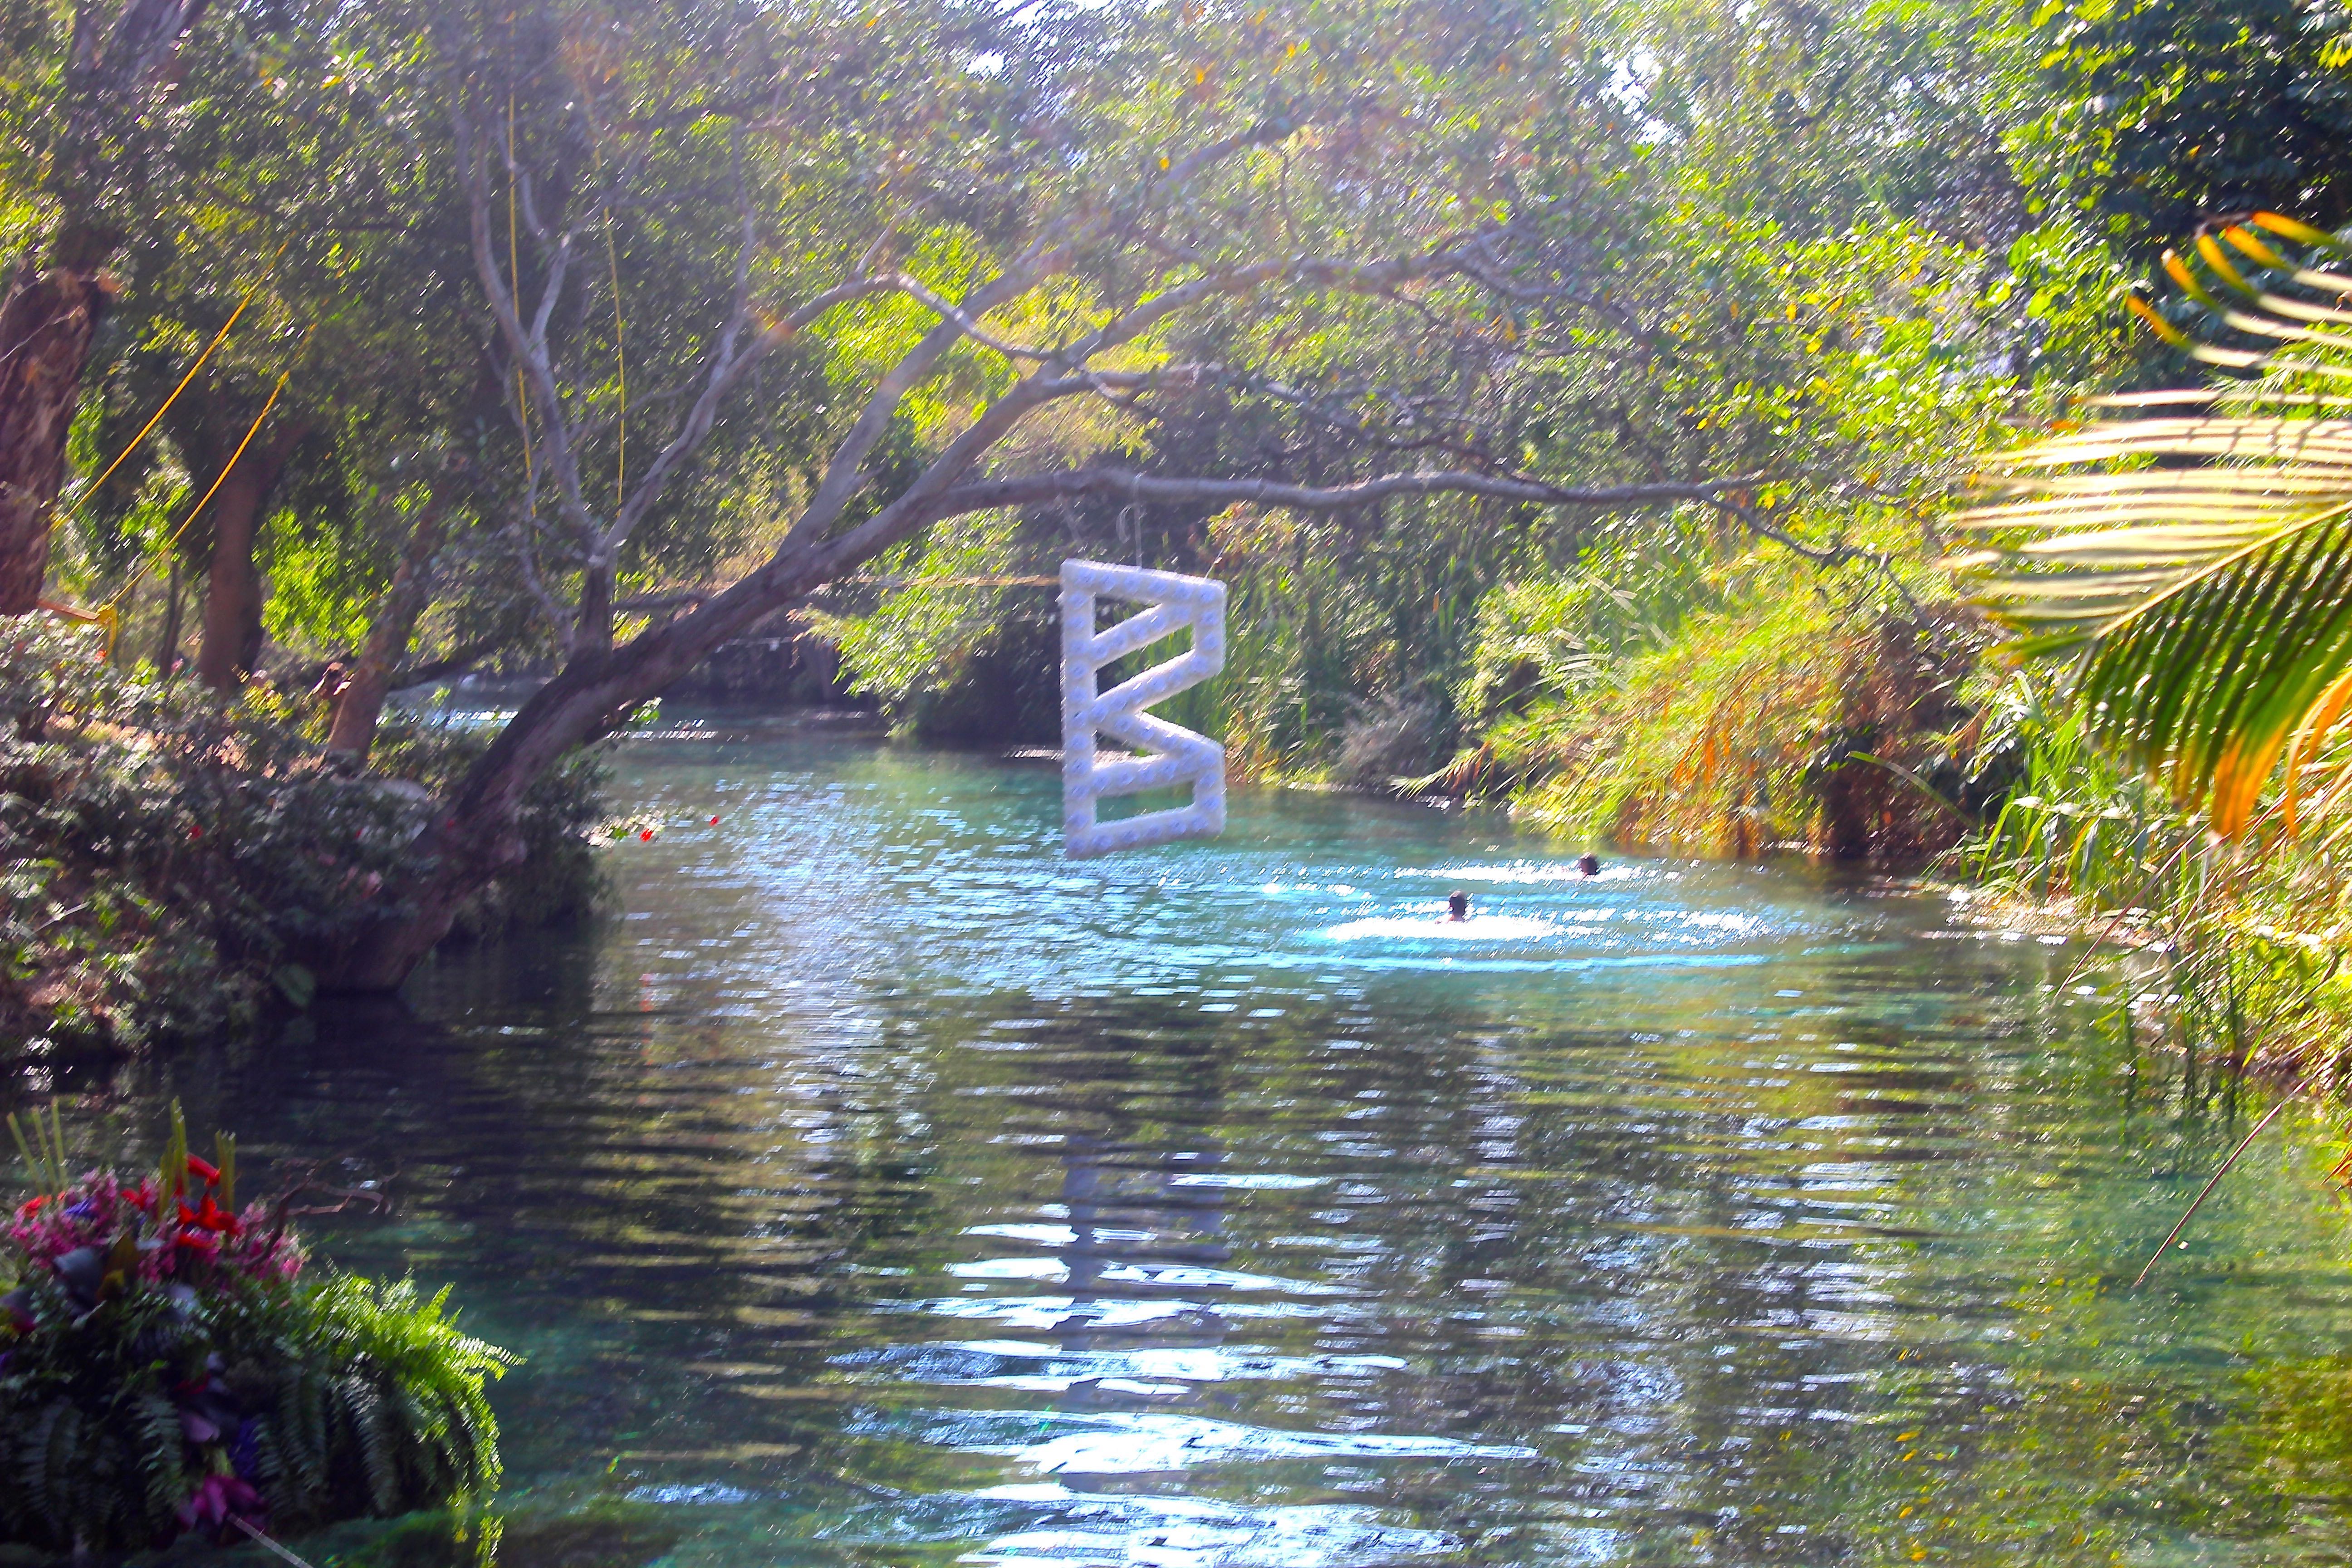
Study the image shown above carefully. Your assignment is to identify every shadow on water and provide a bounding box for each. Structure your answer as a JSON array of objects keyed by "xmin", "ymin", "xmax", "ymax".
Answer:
[{"xmin": 15, "ymin": 713, "xmax": 2352, "ymax": 1566}]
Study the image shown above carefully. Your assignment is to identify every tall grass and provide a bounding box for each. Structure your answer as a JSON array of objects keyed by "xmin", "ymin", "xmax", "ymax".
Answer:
[
  {"xmin": 1959, "ymin": 673, "xmax": 2352, "ymax": 1097},
  {"xmin": 1430, "ymin": 558, "xmax": 1978, "ymax": 860}
]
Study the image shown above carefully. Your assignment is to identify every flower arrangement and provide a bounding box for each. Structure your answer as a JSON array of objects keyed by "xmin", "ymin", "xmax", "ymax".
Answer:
[{"xmin": 0, "ymin": 1105, "xmax": 514, "ymax": 1557}]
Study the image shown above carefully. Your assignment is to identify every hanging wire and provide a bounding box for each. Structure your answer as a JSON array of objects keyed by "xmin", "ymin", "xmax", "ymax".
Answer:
[
  {"xmin": 64, "ymin": 243, "xmax": 286, "ymax": 528},
  {"xmin": 1116, "ymin": 501, "xmax": 1144, "ymax": 567},
  {"xmin": 102, "ymin": 322, "xmax": 319, "ymax": 632},
  {"xmin": 30, "ymin": 247, "xmax": 291, "ymax": 654}
]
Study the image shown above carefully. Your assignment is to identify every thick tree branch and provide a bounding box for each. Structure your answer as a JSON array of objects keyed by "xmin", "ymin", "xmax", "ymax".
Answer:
[{"xmin": 909, "ymin": 467, "xmax": 1767, "ymax": 519}]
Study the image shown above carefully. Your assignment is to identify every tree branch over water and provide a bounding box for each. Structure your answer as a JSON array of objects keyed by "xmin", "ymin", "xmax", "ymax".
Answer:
[{"xmin": 911, "ymin": 467, "xmax": 1768, "ymax": 519}]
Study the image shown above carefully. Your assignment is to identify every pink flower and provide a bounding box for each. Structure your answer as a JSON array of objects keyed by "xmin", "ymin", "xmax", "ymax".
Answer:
[
  {"xmin": 177, "ymin": 1475, "xmax": 265, "ymax": 1541},
  {"xmin": 11, "ymin": 1171, "xmax": 303, "ymax": 1294}
]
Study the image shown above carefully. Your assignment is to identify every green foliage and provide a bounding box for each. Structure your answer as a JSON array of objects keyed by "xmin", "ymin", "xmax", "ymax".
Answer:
[
  {"xmin": 2018, "ymin": 0, "xmax": 2352, "ymax": 262},
  {"xmin": 825, "ymin": 513, "xmax": 1057, "ymax": 741},
  {"xmin": 1952, "ymin": 671, "xmax": 2352, "ymax": 1091},
  {"xmin": 0, "ymin": 1108, "xmax": 511, "ymax": 1555},
  {"xmin": 0, "ymin": 622, "xmax": 603, "ymax": 1048},
  {"xmin": 1962, "ymin": 672, "xmax": 2190, "ymax": 908},
  {"xmin": 0, "ymin": 1267, "xmax": 510, "ymax": 1554},
  {"xmin": 264, "ymin": 1277, "xmax": 512, "ymax": 1523},
  {"xmin": 1443, "ymin": 559, "xmax": 1981, "ymax": 859},
  {"xmin": 1959, "ymin": 218, "xmax": 2352, "ymax": 839},
  {"xmin": 1458, "ymin": 523, "xmax": 1725, "ymax": 724}
]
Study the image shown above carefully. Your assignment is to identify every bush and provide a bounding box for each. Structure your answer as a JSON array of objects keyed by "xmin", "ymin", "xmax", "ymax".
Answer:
[
  {"xmin": 822, "ymin": 513, "xmax": 1058, "ymax": 744},
  {"xmin": 0, "ymin": 1109, "xmax": 511, "ymax": 1555},
  {"xmin": 0, "ymin": 622, "xmax": 605, "ymax": 1049},
  {"xmin": 1436, "ymin": 563, "xmax": 1984, "ymax": 862}
]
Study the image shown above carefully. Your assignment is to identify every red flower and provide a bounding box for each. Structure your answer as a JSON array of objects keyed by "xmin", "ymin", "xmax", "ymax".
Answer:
[
  {"xmin": 179, "ymin": 1196, "xmax": 238, "ymax": 1234},
  {"xmin": 17, "ymin": 1195, "xmax": 46, "ymax": 1219},
  {"xmin": 639, "ymin": 828, "xmax": 655, "ymax": 841},
  {"xmin": 186, "ymin": 1156, "xmax": 221, "ymax": 1186}
]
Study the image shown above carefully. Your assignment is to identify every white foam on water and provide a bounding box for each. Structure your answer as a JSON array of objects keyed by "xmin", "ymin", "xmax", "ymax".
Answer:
[
  {"xmin": 989, "ymin": 1411, "xmax": 1539, "ymax": 1474},
  {"xmin": 1318, "ymin": 914, "xmax": 1558, "ymax": 941}
]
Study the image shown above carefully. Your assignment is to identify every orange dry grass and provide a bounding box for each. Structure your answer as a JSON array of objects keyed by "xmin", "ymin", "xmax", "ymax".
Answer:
[{"xmin": 1448, "ymin": 592, "xmax": 1976, "ymax": 861}]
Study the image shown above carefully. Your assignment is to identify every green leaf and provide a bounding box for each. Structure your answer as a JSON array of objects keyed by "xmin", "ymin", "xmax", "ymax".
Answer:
[
  {"xmin": 1958, "ymin": 225, "xmax": 2352, "ymax": 838},
  {"xmin": 274, "ymin": 964, "xmax": 318, "ymax": 1009}
]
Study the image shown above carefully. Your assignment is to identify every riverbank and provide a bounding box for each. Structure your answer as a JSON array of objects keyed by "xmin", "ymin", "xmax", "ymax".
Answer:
[{"xmin": 0, "ymin": 623, "xmax": 604, "ymax": 1054}]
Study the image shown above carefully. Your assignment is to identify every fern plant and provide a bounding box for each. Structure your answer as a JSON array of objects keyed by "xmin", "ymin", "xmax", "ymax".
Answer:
[{"xmin": 0, "ymin": 1108, "xmax": 514, "ymax": 1555}]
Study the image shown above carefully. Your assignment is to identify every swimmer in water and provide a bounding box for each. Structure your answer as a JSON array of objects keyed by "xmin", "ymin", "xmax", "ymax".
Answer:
[
  {"xmin": 1447, "ymin": 890, "xmax": 1470, "ymax": 921},
  {"xmin": 1578, "ymin": 853, "xmax": 1601, "ymax": 877}
]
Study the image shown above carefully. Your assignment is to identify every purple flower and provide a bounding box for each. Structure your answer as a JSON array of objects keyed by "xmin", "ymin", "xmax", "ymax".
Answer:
[{"xmin": 177, "ymin": 1475, "xmax": 266, "ymax": 1541}]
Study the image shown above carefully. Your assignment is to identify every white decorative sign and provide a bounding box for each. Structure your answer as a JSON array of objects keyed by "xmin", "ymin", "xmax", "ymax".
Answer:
[{"xmin": 1060, "ymin": 559, "xmax": 1226, "ymax": 857}]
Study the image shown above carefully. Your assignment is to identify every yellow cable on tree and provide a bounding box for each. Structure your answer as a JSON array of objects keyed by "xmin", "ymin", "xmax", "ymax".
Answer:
[
  {"xmin": 68, "ymin": 245, "xmax": 286, "ymax": 525},
  {"xmin": 30, "ymin": 248, "xmax": 288, "ymax": 657},
  {"xmin": 108, "ymin": 322, "xmax": 318, "ymax": 617}
]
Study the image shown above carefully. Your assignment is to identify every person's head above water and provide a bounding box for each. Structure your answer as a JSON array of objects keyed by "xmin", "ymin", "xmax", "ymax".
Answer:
[
  {"xmin": 1447, "ymin": 890, "xmax": 1470, "ymax": 921},
  {"xmin": 1578, "ymin": 853, "xmax": 1601, "ymax": 877}
]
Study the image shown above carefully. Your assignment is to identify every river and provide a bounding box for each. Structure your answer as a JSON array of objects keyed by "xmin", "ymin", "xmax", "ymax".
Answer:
[{"xmin": 28, "ymin": 714, "xmax": 2352, "ymax": 1566}]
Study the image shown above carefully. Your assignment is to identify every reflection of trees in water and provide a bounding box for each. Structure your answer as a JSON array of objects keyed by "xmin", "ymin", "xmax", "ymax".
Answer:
[
  {"xmin": 42, "ymin": 921, "xmax": 965, "ymax": 1483},
  {"xmin": 33, "ymin": 890, "xmax": 2352, "ymax": 1559}
]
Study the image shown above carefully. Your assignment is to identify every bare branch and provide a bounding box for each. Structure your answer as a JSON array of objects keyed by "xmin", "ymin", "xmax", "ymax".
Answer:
[
  {"xmin": 778, "ymin": 243, "xmax": 1069, "ymax": 552},
  {"xmin": 885, "ymin": 272, "xmax": 1058, "ymax": 363},
  {"xmin": 601, "ymin": 127, "xmax": 762, "ymax": 555},
  {"xmin": 908, "ymin": 466, "xmax": 1765, "ymax": 521}
]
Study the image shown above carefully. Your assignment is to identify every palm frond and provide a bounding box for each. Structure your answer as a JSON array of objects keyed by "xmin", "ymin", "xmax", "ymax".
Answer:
[{"xmin": 1958, "ymin": 220, "xmax": 2352, "ymax": 836}]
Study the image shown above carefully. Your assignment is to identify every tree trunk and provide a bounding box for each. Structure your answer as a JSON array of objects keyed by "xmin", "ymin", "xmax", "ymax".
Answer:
[
  {"xmin": 307, "ymin": 538, "xmax": 861, "ymax": 991},
  {"xmin": 328, "ymin": 490, "xmax": 454, "ymax": 758},
  {"xmin": 155, "ymin": 550, "xmax": 183, "ymax": 676},
  {"xmin": 0, "ymin": 261, "xmax": 109, "ymax": 613},
  {"xmin": 194, "ymin": 423, "xmax": 305, "ymax": 691},
  {"xmin": 0, "ymin": 0, "xmax": 227, "ymax": 614}
]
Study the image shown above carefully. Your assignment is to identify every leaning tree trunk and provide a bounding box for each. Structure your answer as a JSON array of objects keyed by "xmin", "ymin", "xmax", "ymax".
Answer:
[
  {"xmin": 306, "ymin": 531, "xmax": 874, "ymax": 991},
  {"xmin": 0, "ymin": 260, "xmax": 109, "ymax": 613},
  {"xmin": 328, "ymin": 489, "xmax": 454, "ymax": 757},
  {"xmin": 194, "ymin": 423, "xmax": 305, "ymax": 691}
]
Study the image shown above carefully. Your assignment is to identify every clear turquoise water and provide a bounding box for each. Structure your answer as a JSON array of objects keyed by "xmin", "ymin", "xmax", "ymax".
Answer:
[{"xmin": 28, "ymin": 716, "xmax": 2352, "ymax": 1566}]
